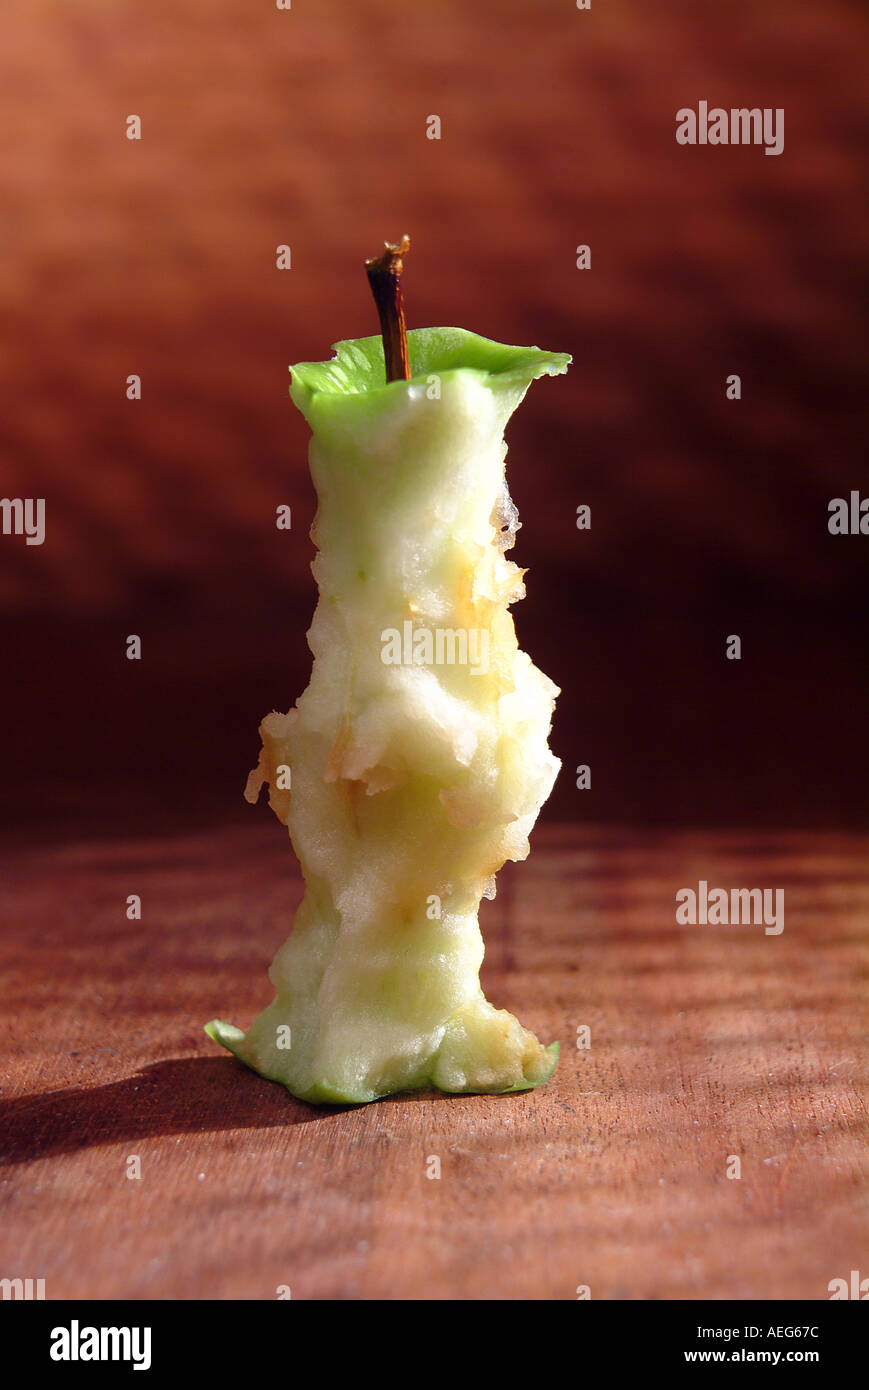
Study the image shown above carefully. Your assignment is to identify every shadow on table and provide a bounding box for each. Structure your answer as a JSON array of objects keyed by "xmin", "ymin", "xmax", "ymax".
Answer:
[{"xmin": 0, "ymin": 1057, "xmax": 353, "ymax": 1165}]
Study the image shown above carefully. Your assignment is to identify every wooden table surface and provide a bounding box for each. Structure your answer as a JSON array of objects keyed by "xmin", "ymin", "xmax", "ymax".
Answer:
[{"xmin": 1, "ymin": 821, "xmax": 867, "ymax": 1300}]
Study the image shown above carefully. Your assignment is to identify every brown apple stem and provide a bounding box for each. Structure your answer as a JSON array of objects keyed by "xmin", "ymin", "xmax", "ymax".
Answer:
[{"xmin": 365, "ymin": 235, "xmax": 411, "ymax": 382}]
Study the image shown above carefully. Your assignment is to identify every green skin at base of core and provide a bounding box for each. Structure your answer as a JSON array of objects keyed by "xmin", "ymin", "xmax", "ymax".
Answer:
[{"xmin": 206, "ymin": 327, "xmax": 570, "ymax": 1105}]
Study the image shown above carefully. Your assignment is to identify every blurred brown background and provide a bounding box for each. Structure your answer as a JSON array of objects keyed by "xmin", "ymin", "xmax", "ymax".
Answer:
[{"xmin": 0, "ymin": 0, "xmax": 867, "ymax": 842}]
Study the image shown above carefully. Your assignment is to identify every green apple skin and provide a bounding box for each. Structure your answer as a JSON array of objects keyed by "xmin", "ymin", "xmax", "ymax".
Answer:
[{"xmin": 206, "ymin": 328, "xmax": 570, "ymax": 1104}]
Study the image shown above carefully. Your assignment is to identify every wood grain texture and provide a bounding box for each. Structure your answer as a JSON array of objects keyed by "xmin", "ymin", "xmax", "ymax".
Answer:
[{"xmin": 1, "ymin": 823, "xmax": 866, "ymax": 1300}]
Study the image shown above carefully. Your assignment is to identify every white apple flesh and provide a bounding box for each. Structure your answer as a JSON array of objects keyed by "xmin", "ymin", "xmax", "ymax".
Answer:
[{"xmin": 207, "ymin": 328, "xmax": 570, "ymax": 1103}]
